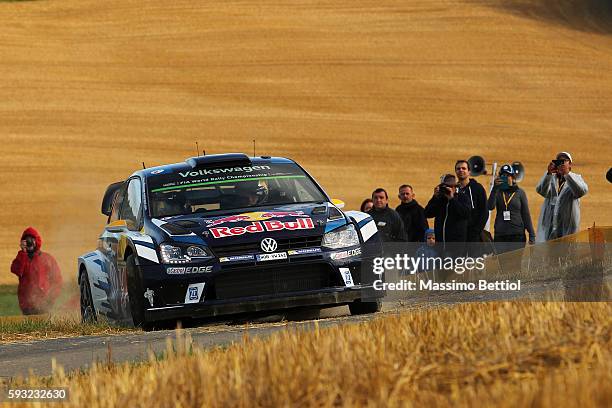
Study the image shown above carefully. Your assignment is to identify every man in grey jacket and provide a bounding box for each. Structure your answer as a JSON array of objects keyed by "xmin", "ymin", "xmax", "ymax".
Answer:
[{"xmin": 535, "ymin": 152, "xmax": 588, "ymax": 242}]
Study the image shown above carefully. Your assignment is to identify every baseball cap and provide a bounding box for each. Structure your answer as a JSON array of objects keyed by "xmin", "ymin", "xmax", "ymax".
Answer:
[
  {"xmin": 499, "ymin": 164, "xmax": 514, "ymax": 176},
  {"xmin": 556, "ymin": 151, "xmax": 573, "ymax": 163}
]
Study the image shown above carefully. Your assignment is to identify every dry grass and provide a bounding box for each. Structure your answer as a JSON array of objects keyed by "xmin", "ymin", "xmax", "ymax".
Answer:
[
  {"xmin": 8, "ymin": 301, "xmax": 610, "ymax": 407},
  {"xmin": 0, "ymin": 314, "xmax": 136, "ymax": 343},
  {"xmin": 1, "ymin": 0, "xmax": 612, "ymax": 285}
]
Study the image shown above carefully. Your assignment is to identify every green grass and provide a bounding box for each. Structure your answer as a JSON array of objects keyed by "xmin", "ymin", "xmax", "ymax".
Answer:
[{"xmin": 0, "ymin": 285, "xmax": 20, "ymax": 317}]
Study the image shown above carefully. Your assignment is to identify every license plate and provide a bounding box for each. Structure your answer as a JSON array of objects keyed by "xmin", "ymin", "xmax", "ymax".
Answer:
[{"xmin": 256, "ymin": 252, "xmax": 288, "ymax": 262}]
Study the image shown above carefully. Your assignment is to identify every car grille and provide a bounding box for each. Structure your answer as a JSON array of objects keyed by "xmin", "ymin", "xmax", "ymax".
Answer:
[
  {"xmin": 214, "ymin": 263, "xmax": 341, "ymax": 300},
  {"xmin": 211, "ymin": 235, "xmax": 323, "ymax": 258}
]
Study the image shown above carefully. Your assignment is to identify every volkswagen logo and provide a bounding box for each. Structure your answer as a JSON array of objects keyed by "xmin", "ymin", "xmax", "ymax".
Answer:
[{"xmin": 260, "ymin": 238, "xmax": 278, "ymax": 253}]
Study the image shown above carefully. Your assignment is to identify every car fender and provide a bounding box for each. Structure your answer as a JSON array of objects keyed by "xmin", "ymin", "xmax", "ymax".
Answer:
[
  {"xmin": 344, "ymin": 210, "xmax": 379, "ymax": 243},
  {"xmin": 77, "ymin": 251, "xmax": 114, "ymax": 319},
  {"xmin": 123, "ymin": 232, "xmax": 160, "ymax": 265}
]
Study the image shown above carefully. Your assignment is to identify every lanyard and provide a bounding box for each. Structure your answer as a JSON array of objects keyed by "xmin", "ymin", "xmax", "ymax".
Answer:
[
  {"xmin": 557, "ymin": 178, "xmax": 565, "ymax": 194},
  {"xmin": 503, "ymin": 192, "xmax": 516, "ymax": 211}
]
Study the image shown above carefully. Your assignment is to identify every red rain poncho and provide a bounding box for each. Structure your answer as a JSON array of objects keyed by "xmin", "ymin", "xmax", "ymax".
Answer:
[{"xmin": 10, "ymin": 227, "xmax": 63, "ymax": 314}]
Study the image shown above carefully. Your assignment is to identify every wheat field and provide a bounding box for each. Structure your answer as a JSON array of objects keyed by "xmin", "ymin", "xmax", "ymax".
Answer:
[
  {"xmin": 1, "ymin": 0, "xmax": 611, "ymax": 284},
  {"xmin": 8, "ymin": 301, "xmax": 610, "ymax": 407}
]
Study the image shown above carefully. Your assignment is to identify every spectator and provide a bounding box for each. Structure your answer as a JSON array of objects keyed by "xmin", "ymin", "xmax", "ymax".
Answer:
[
  {"xmin": 535, "ymin": 152, "xmax": 588, "ymax": 241},
  {"xmin": 455, "ymin": 160, "xmax": 488, "ymax": 255},
  {"xmin": 395, "ymin": 184, "xmax": 429, "ymax": 242},
  {"xmin": 415, "ymin": 228, "xmax": 438, "ymax": 272},
  {"xmin": 424, "ymin": 174, "xmax": 471, "ymax": 257},
  {"xmin": 10, "ymin": 227, "xmax": 63, "ymax": 315},
  {"xmin": 360, "ymin": 198, "xmax": 374, "ymax": 213},
  {"xmin": 367, "ymin": 188, "xmax": 407, "ymax": 242},
  {"xmin": 487, "ymin": 164, "xmax": 536, "ymax": 254}
]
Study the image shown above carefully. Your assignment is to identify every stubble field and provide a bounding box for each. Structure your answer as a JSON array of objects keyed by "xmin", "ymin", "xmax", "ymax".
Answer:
[{"xmin": 1, "ymin": 0, "xmax": 611, "ymax": 285}]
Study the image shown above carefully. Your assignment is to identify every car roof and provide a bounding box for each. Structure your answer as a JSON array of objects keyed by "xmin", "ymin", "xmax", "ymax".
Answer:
[{"xmin": 130, "ymin": 154, "xmax": 296, "ymax": 179}]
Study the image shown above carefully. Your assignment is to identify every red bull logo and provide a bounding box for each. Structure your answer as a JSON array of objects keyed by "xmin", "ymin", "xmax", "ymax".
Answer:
[
  {"xmin": 209, "ymin": 218, "xmax": 315, "ymax": 238},
  {"xmin": 205, "ymin": 211, "xmax": 307, "ymax": 227}
]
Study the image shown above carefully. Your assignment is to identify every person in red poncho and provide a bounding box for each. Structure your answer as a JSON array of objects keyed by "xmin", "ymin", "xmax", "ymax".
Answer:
[{"xmin": 10, "ymin": 227, "xmax": 63, "ymax": 315}]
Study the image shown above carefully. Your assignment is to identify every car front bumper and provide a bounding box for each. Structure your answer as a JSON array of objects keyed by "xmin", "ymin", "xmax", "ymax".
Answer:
[{"xmin": 144, "ymin": 285, "xmax": 379, "ymax": 321}]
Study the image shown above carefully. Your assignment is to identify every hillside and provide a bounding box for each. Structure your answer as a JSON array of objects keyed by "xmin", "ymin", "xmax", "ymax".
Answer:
[{"xmin": 1, "ymin": 0, "xmax": 611, "ymax": 284}]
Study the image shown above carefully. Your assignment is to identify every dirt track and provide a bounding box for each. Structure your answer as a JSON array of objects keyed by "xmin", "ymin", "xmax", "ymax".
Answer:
[{"xmin": 1, "ymin": 0, "xmax": 611, "ymax": 285}]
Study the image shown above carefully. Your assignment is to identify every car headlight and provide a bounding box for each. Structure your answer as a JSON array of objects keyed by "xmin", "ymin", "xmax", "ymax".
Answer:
[
  {"xmin": 322, "ymin": 224, "xmax": 360, "ymax": 249},
  {"xmin": 159, "ymin": 244, "xmax": 213, "ymax": 264}
]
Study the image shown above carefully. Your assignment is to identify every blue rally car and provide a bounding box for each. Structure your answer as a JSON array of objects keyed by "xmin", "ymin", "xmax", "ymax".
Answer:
[{"xmin": 78, "ymin": 153, "xmax": 383, "ymax": 327}]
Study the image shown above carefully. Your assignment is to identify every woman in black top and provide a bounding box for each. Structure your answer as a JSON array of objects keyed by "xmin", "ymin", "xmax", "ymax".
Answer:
[{"xmin": 487, "ymin": 164, "xmax": 536, "ymax": 255}]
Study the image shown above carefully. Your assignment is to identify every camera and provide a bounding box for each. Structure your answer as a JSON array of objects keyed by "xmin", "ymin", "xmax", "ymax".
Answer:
[
  {"xmin": 436, "ymin": 183, "xmax": 452, "ymax": 197},
  {"xmin": 552, "ymin": 159, "xmax": 565, "ymax": 167},
  {"xmin": 24, "ymin": 236, "xmax": 36, "ymax": 249}
]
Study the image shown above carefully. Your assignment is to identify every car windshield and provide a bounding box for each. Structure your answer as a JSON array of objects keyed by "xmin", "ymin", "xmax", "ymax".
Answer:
[{"xmin": 146, "ymin": 163, "xmax": 327, "ymax": 218}]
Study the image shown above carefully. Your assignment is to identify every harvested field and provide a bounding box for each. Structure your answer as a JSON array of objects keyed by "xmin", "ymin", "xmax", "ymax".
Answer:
[
  {"xmin": 7, "ymin": 301, "xmax": 611, "ymax": 407},
  {"xmin": 1, "ymin": 0, "xmax": 611, "ymax": 285}
]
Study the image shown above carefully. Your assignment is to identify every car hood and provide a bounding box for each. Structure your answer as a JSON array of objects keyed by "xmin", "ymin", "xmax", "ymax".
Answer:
[{"xmin": 152, "ymin": 203, "xmax": 347, "ymax": 248}]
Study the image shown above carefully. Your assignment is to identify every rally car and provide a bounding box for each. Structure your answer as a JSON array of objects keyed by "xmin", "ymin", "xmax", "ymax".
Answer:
[{"xmin": 78, "ymin": 153, "xmax": 383, "ymax": 327}]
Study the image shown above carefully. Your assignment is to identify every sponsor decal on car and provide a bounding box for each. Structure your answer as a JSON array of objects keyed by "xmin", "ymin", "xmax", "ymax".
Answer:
[
  {"xmin": 167, "ymin": 266, "xmax": 214, "ymax": 274},
  {"xmin": 256, "ymin": 252, "xmax": 288, "ymax": 262},
  {"xmin": 205, "ymin": 211, "xmax": 308, "ymax": 227},
  {"xmin": 219, "ymin": 254, "xmax": 256, "ymax": 263},
  {"xmin": 184, "ymin": 283, "xmax": 206, "ymax": 303},
  {"xmin": 287, "ymin": 248, "xmax": 322, "ymax": 256},
  {"xmin": 330, "ymin": 247, "xmax": 362, "ymax": 260},
  {"xmin": 209, "ymin": 218, "xmax": 315, "ymax": 238},
  {"xmin": 178, "ymin": 165, "xmax": 271, "ymax": 178}
]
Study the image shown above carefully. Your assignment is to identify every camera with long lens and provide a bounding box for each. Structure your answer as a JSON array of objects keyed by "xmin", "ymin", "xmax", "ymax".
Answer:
[{"xmin": 436, "ymin": 183, "xmax": 452, "ymax": 198}]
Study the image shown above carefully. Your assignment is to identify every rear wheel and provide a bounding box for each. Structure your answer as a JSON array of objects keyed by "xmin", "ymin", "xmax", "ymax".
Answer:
[
  {"xmin": 348, "ymin": 299, "xmax": 382, "ymax": 315},
  {"xmin": 126, "ymin": 254, "xmax": 147, "ymax": 328},
  {"xmin": 80, "ymin": 271, "xmax": 97, "ymax": 323}
]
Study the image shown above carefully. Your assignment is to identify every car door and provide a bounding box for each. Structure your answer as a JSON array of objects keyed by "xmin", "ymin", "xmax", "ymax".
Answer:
[
  {"xmin": 98, "ymin": 181, "xmax": 127, "ymax": 320},
  {"xmin": 100, "ymin": 177, "xmax": 143, "ymax": 321}
]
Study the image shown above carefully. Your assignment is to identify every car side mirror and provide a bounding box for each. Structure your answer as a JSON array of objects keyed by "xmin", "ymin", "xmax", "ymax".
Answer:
[
  {"xmin": 331, "ymin": 199, "xmax": 345, "ymax": 209},
  {"xmin": 101, "ymin": 181, "xmax": 124, "ymax": 216}
]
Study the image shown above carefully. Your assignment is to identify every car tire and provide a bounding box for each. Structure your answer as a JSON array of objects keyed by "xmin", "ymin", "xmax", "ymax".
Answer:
[
  {"xmin": 348, "ymin": 299, "xmax": 382, "ymax": 315},
  {"xmin": 126, "ymin": 254, "xmax": 147, "ymax": 328},
  {"xmin": 80, "ymin": 271, "xmax": 97, "ymax": 324}
]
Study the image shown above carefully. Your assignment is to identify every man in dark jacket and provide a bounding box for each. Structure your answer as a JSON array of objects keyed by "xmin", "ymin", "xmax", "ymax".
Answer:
[
  {"xmin": 455, "ymin": 160, "xmax": 488, "ymax": 255},
  {"xmin": 424, "ymin": 175, "xmax": 471, "ymax": 257},
  {"xmin": 367, "ymin": 188, "xmax": 407, "ymax": 242},
  {"xmin": 395, "ymin": 184, "xmax": 428, "ymax": 242},
  {"xmin": 10, "ymin": 227, "xmax": 63, "ymax": 315}
]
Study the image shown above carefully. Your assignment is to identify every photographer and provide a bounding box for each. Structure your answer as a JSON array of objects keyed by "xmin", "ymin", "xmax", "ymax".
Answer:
[
  {"xmin": 424, "ymin": 174, "xmax": 471, "ymax": 257},
  {"xmin": 535, "ymin": 152, "xmax": 588, "ymax": 242},
  {"xmin": 487, "ymin": 164, "xmax": 535, "ymax": 253},
  {"xmin": 10, "ymin": 227, "xmax": 63, "ymax": 315}
]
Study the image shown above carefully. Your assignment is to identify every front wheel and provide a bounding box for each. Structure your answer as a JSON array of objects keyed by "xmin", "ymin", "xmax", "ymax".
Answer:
[
  {"xmin": 126, "ymin": 254, "xmax": 147, "ymax": 328},
  {"xmin": 80, "ymin": 271, "xmax": 97, "ymax": 324},
  {"xmin": 349, "ymin": 299, "xmax": 382, "ymax": 315}
]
